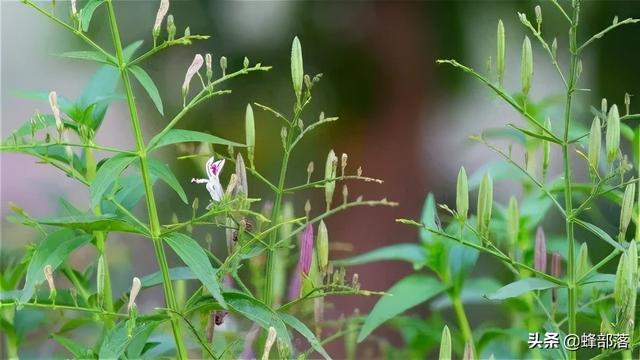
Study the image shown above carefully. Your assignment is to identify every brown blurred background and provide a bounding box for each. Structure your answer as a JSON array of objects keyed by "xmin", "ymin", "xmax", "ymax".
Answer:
[{"xmin": 2, "ymin": 0, "xmax": 640, "ymax": 357}]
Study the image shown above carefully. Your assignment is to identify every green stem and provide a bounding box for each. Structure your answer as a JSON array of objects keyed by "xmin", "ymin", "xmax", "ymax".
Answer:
[
  {"xmin": 451, "ymin": 295, "xmax": 474, "ymax": 351},
  {"xmin": 85, "ymin": 147, "xmax": 114, "ymax": 313},
  {"xmin": 104, "ymin": 1, "xmax": 187, "ymax": 358},
  {"xmin": 263, "ymin": 110, "xmax": 298, "ymax": 307},
  {"xmin": 563, "ymin": 3, "xmax": 580, "ymax": 359}
]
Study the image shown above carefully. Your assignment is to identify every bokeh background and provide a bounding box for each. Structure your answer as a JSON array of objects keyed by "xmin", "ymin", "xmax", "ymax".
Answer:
[{"xmin": 2, "ymin": 0, "xmax": 639, "ymax": 358}]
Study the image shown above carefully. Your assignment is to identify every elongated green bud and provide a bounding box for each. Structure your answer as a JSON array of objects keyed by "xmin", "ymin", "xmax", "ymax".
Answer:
[
  {"xmin": 619, "ymin": 183, "xmax": 636, "ymax": 240},
  {"xmin": 542, "ymin": 117, "xmax": 551, "ymax": 181},
  {"xmin": 606, "ymin": 104, "xmax": 620, "ymax": 163},
  {"xmin": 521, "ymin": 36, "xmax": 533, "ymax": 96},
  {"xmin": 576, "ymin": 243, "xmax": 589, "ymax": 278},
  {"xmin": 535, "ymin": 5, "xmax": 542, "ymax": 28},
  {"xmin": 97, "ymin": 255, "xmax": 105, "ymax": 308},
  {"xmin": 166, "ymin": 14, "xmax": 176, "ymax": 41},
  {"xmin": 588, "ymin": 116, "xmax": 601, "ymax": 173},
  {"xmin": 551, "ymin": 38, "xmax": 557, "ymax": 59},
  {"xmin": 496, "ymin": 20, "xmax": 505, "ymax": 85},
  {"xmin": 625, "ymin": 93, "xmax": 631, "ymax": 115},
  {"xmin": 477, "ymin": 173, "xmax": 493, "ymax": 238},
  {"xmin": 456, "ymin": 167, "xmax": 469, "ymax": 222},
  {"xmin": 317, "ymin": 220, "xmax": 329, "ymax": 273},
  {"xmin": 245, "ymin": 104, "xmax": 255, "ymax": 167},
  {"xmin": 507, "ymin": 196, "xmax": 519, "ymax": 246},
  {"xmin": 205, "ymin": 53, "xmax": 213, "ymax": 83},
  {"xmin": 439, "ymin": 325, "xmax": 451, "ymax": 360},
  {"xmin": 614, "ymin": 252, "xmax": 628, "ymax": 309},
  {"xmin": 291, "ymin": 36, "xmax": 304, "ymax": 102},
  {"xmin": 324, "ymin": 150, "xmax": 338, "ymax": 210},
  {"xmin": 220, "ymin": 56, "xmax": 227, "ymax": 76},
  {"xmin": 601, "ymin": 98, "xmax": 608, "ymax": 116}
]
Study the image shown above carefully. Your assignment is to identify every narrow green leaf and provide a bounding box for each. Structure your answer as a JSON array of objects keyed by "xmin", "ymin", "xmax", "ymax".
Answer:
[
  {"xmin": 279, "ymin": 312, "xmax": 330, "ymax": 360},
  {"xmin": 123, "ymin": 40, "xmax": 144, "ymax": 62},
  {"xmin": 146, "ymin": 158, "xmax": 188, "ymax": 204},
  {"xmin": 33, "ymin": 213, "xmax": 146, "ymax": 234},
  {"xmin": 99, "ymin": 320, "xmax": 153, "ymax": 359},
  {"xmin": 77, "ymin": 66, "xmax": 121, "ymax": 130},
  {"xmin": 79, "ymin": 0, "xmax": 104, "ymax": 32},
  {"xmin": 508, "ymin": 124, "xmax": 561, "ymax": 144},
  {"xmin": 19, "ymin": 229, "xmax": 92, "ymax": 303},
  {"xmin": 164, "ymin": 232, "xmax": 226, "ymax": 308},
  {"xmin": 90, "ymin": 154, "xmax": 136, "ymax": 208},
  {"xmin": 129, "ymin": 65, "xmax": 164, "ymax": 115},
  {"xmin": 126, "ymin": 323, "xmax": 157, "ymax": 359},
  {"xmin": 419, "ymin": 193, "xmax": 438, "ymax": 244},
  {"xmin": 357, "ymin": 274, "xmax": 446, "ymax": 342},
  {"xmin": 574, "ymin": 219, "xmax": 624, "ymax": 250},
  {"xmin": 51, "ymin": 333, "xmax": 93, "ymax": 358},
  {"xmin": 487, "ymin": 278, "xmax": 559, "ymax": 300},
  {"xmin": 148, "ymin": 129, "xmax": 245, "ymax": 152},
  {"xmin": 224, "ymin": 292, "xmax": 292, "ymax": 350},
  {"xmin": 140, "ymin": 267, "xmax": 196, "ymax": 288},
  {"xmin": 333, "ymin": 243, "xmax": 426, "ymax": 268},
  {"xmin": 58, "ymin": 51, "xmax": 112, "ymax": 65}
]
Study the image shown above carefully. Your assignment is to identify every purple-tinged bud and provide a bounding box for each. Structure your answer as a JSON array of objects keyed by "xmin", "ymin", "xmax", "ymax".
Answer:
[
  {"xmin": 182, "ymin": 54, "xmax": 203, "ymax": 100},
  {"xmin": 43, "ymin": 264, "xmax": 55, "ymax": 293},
  {"xmin": 534, "ymin": 226, "xmax": 547, "ymax": 273},
  {"xmin": 235, "ymin": 153, "xmax": 248, "ymax": 196},
  {"xmin": 307, "ymin": 161, "xmax": 314, "ymax": 183},
  {"xmin": 127, "ymin": 277, "xmax": 141, "ymax": 312},
  {"xmin": 153, "ymin": 0, "xmax": 169, "ymax": 40},
  {"xmin": 299, "ymin": 224, "xmax": 314, "ymax": 275},
  {"xmin": 551, "ymin": 252, "xmax": 561, "ymax": 303}
]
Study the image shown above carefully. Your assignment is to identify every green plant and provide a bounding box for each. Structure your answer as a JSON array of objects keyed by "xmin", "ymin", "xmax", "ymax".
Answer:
[
  {"xmin": 0, "ymin": 0, "xmax": 396, "ymax": 358},
  {"xmin": 342, "ymin": 1, "xmax": 639, "ymax": 359}
]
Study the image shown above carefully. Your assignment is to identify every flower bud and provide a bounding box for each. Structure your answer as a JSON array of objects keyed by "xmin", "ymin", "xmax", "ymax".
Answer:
[
  {"xmin": 235, "ymin": 153, "xmax": 248, "ymax": 196},
  {"xmin": 463, "ymin": 341, "xmax": 475, "ymax": 360},
  {"xmin": 341, "ymin": 153, "xmax": 348, "ymax": 176},
  {"xmin": 625, "ymin": 93, "xmax": 631, "ymax": 115},
  {"xmin": 44, "ymin": 264, "xmax": 55, "ymax": 292},
  {"xmin": 456, "ymin": 167, "xmax": 469, "ymax": 222},
  {"xmin": 551, "ymin": 252, "xmax": 561, "ymax": 303},
  {"xmin": 205, "ymin": 53, "xmax": 213, "ymax": 83},
  {"xmin": 325, "ymin": 150, "xmax": 338, "ymax": 210},
  {"xmin": 298, "ymin": 119, "xmax": 304, "ymax": 131},
  {"xmin": 184, "ymin": 27, "xmax": 190, "ymax": 37},
  {"xmin": 576, "ymin": 243, "xmax": 589, "ymax": 278},
  {"xmin": 245, "ymin": 104, "xmax": 255, "ymax": 166},
  {"xmin": 357, "ymin": 166, "xmax": 362, "ymax": 177},
  {"xmin": 507, "ymin": 196, "xmax": 519, "ymax": 246},
  {"xmin": 243, "ymin": 56, "xmax": 249, "ymax": 69},
  {"xmin": 606, "ymin": 104, "xmax": 620, "ymax": 163},
  {"xmin": 535, "ymin": 5, "xmax": 542, "ymax": 27},
  {"xmin": 588, "ymin": 116, "xmax": 601, "ymax": 173},
  {"xmin": 48, "ymin": 91, "xmax": 63, "ymax": 137},
  {"xmin": 261, "ymin": 326, "xmax": 277, "ymax": 360},
  {"xmin": 317, "ymin": 220, "xmax": 329, "ymax": 273},
  {"xmin": 166, "ymin": 14, "xmax": 176, "ymax": 41},
  {"xmin": 439, "ymin": 325, "xmax": 451, "ymax": 360},
  {"xmin": 496, "ymin": 20, "xmax": 505, "ymax": 85},
  {"xmin": 225, "ymin": 173, "xmax": 238, "ymax": 197},
  {"xmin": 70, "ymin": 0, "xmax": 77, "ymax": 18},
  {"xmin": 182, "ymin": 54, "xmax": 203, "ymax": 100},
  {"xmin": 619, "ymin": 183, "xmax": 636, "ymax": 240},
  {"xmin": 153, "ymin": 0, "xmax": 169, "ymax": 41},
  {"xmin": 576, "ymin": 60, "xmax": 583, "ymax": 80},
  {"xmin": 127, "ymin": 277, "xmax": 142, "ymax": 311},
  {"xmin": 220, "ymin": 56, "xmax": 227, "ymax": 76},
  {"xmin": 521, "ymin": 36, "xmax": 533, "ymax": 96},
  {"xmin": 280, "ymin": 127, "xmax": 287, "ymax": 148},
  {"xmin": 299, "ymin": 224, "xmax": 314, "ymax": 275},
  {"xmin": 551, "ymin": 38, "xmax": 558, "ymax": 60},
  {"xmin": 307, "ymin": 161, "xmax": 314, "ymax": 182},
  {"xmin": 342, "ymin": 184, "xmax": 348, "ymax": 204},
  {"xmin": 291, "ymin": 36, "xmax": 304, "ymax": 101},
  {"xmin": 534, "ymin": 226, "xmax": 547, "ymax": 273},
  {"xmin": 477, "ymin": 173, "xmax": 493, "ymax": 238},
  {"xmin": 97, "ymin": 255, "xmax": 105, "ymax": 307},
  {"xmin": 517, "ymin": 12, "xmax": 529, "ymax": 26},
  {"xmin": 304, "ymin": 200, "xmax": 311, "ymax": 218},
  {"xmin": 614, "ymin": 253, "xmax": 628, "ymax": 307},
  {"xmin": 601, "ymin": 98, "xmax": 608, "ymax": 116}
]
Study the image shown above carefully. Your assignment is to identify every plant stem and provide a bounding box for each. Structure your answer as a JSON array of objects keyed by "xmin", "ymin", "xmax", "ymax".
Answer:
[
  {"xmin": 85, "ymin": 147, "xmax": 114, "ymax": 313},
  {"xmin": 263, "ymin": 107, "xmax": 300, "ymax": 306},
  {"xmin": 451, "ymin": 295, "xmax": 474, "ymax": 350},
  {"xmin": 563, "ymin": 3, "xmax": 580, "ymax": 359},
  {"xmin": 104, "ymin": 1, "xmax": 187, "ymax": 358}
]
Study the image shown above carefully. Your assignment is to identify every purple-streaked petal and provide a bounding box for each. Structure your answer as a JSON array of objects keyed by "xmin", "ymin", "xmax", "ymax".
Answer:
[
  {"xmin": 299, "ymin": 224, "xmax": 314, "ymax": 275},
  {"xmin": 287, "ymin": 266, "xmax": 302, "ymax": 301},
  {"xmin": 534, "ymin": 226, "xmax": 547, "ymax": 273}
]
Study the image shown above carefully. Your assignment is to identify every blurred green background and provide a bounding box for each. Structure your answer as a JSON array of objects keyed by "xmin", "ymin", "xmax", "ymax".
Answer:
[{"xmin": 1, "ymin": 1, "xmax": 639, "ymax": 357}]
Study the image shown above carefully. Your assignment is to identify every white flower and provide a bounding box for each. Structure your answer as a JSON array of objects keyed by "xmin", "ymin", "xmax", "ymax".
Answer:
[
  {"xmin": 192, "ymin": 156, "xmax": 225, "ymax": 203},
  {"xmin": 153, "ymin": 0, "xmax": 169, "ymax": 35},
  {"xmin": 128, "ymin": 277, "xmax": 141, "ymax": 311},
  {"xmin": 48, "ymin": 91, "xmax": 63, "ymax": 133},
  {"xmin": 182, "ymin": 54, "xmax": 204, "ymax": 97}
]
